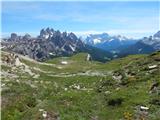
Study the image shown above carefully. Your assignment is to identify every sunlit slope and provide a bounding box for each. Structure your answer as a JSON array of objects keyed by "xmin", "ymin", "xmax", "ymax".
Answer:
[{"xmin": 1, "ymin": 51, "xmax": 160, "ymax": 120}]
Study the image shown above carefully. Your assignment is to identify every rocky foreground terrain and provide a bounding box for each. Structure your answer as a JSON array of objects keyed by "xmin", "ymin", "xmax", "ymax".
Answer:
[{"xmin": 1, "ymin": 50, "xmax": 160, "ymax": 120}]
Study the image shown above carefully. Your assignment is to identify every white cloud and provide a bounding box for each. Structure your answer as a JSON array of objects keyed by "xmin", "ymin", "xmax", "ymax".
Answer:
[{"xmin": 73, "ymin": 29, "xmax": 158, "ymax": 39}]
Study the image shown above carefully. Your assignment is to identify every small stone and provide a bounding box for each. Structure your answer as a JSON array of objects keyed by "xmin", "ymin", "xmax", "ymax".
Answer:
[
  {"xmin": 42, "ymin": 111, "xmax": 47, "ymax": 118},
  {"xmin": 61, "ymin": 61, "xmax": 68, "ymax": 65},
  {"xmin": 105, "ymin": 91, "xmax": 111, "ymax": 94},
  {"xmin": 64, "ymin": 88, "xmax": 68, "ymax": 91},
  {"xmin": 39, "ymin": 109, "xmax": 44, "ymax": 112},
  {"xmin": 116, "ymin": 87, "xmax": 120, "ymax": 91},
  {"xmin": 16, "ymin": 80, "xmax": 20, "ymax": 83},
  {"xmin": 140, "ymin": 106, "xmax": 149, "ymax": 111},
  {"xmin": 148, "ymin": 65, "xmax": 158, "ymax": 69},
  {"xmin": 1, "ymin": 83, "xmax": 5, "ymax": 87}
]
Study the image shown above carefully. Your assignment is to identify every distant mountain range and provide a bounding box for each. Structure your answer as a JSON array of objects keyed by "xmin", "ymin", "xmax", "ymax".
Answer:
[
  {"xmin": 84, "ymin": 31, "xmax": 160, "ymax": 57},
  {"xmin": 1, "ymin": 28, "xmax": 160, "ymax": 62},
  {"xmin": 1, "ymin": 28, "xmax": 112, "ymax": 62},
  {"xmin": 118, "ymin": 31, "xmax": 160, "ymax": 57},
  {"xmin": 85, "ymin": 33, "xmax": 137, "ymax": 51}
]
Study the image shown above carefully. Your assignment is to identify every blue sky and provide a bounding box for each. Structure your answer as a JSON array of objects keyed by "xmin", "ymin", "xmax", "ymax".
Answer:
[{"xmin": 2, "ymin": 1, "xmax": 160, "ymax": 38}]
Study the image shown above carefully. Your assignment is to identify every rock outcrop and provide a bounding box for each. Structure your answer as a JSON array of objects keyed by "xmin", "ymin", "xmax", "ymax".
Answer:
[{"xmin": 2, "ymin": 28, "xmax": 86, "ymax": 61}]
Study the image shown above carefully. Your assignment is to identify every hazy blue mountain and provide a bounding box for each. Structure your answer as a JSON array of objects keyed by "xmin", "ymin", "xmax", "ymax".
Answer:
[{"xmin": 118, "ymin": 31, "xmax": 160, "ymax": 57}]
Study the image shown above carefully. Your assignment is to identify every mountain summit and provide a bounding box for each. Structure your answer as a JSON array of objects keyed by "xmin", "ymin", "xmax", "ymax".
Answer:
[
  {"xmin": 1, "ymin": 28, "xmax": 113, "ymax": 62},
  {"xmin": 85, "ymin": 33, "xmax": 137, "ymax": 51},
  {"xmin": 2, "ymin": 28, "xmax": 85, "ymax": 61},
  {"xmin": 153, "ymin": 31, "xmax": 160, "ymax": 38}
]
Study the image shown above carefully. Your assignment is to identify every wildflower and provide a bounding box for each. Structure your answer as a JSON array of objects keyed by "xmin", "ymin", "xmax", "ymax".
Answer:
[{"xmin": 124, "ymin": 112, "xmax": 132, "ymax": 120}]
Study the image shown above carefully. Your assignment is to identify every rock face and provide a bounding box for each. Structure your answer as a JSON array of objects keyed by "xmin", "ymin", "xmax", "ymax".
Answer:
[
  {"xmin": 2, "ymin": 28, "xmax": 85, "ymax": 61},
  {"xmin": 153, "ymin": 31, "xmax": 160, "ymax": 38},
  {"xmin": 141, "ymin": 32, "xmax": 160, "ymax": 51},
  {"xmin": 2, "ymin": 28, "xmax": 113, "ymax": 62},
  {"xmin": 10, "ymin": 33, "xmax": 18, "ymax": 41},
  {"xmin": 23, "ymin": 34, "xmax": 31, "ymax": 40},
  {"xmin": 2, "ymin": 53, "xmax": 22, "ymax": 66},
  {"xmin": 39, "ymin": 28, "xmax": 53, "ymax": 39}
]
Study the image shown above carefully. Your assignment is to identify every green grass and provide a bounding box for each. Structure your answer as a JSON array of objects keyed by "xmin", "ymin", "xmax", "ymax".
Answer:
[{"xmin": 1, "ymin": 51, "xmax": 160, "ymax": 120}]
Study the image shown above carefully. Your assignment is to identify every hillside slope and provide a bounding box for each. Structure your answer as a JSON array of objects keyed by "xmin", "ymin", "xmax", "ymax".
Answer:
[{"xmin": 1, "ymin": 51, "xmax": 160, "ymax": 120}]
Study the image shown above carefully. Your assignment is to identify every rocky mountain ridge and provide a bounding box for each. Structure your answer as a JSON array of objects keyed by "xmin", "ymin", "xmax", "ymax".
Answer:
[{"xmin": 1, "ymin": 28, "xmax": 113, "ymax": 62}]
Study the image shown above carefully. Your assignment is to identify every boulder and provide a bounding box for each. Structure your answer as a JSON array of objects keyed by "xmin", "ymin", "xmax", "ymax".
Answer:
[
  {"xmin": 86, "ymin": 54, "xmax": 92, "ymax": 61},
  {"xmin": 61, "ymin": 61, "xmax": 68, "ymax": 65},
  {"xmin": 140, "ymin": 106, "xmax": 149, "ymax": 111},
  {"xmin": 148, "ymin": 65, "xmax": 158, "ymax": 69},
  {"xmin": 150, "ymin": 82, "xmax": 159, "ymax": 90},
  {"xmin": 14, "ymin": 55, "xmax": 22, "ymax": 66}
]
